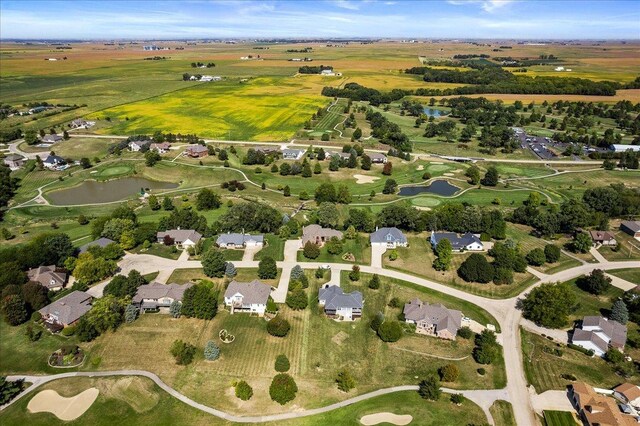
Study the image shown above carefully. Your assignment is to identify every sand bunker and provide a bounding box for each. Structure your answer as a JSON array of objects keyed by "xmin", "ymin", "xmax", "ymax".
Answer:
[
  {"xmin": 443, "ymin": 173, "xmax": 455, "ymax": 176},
  {"xmin": 416, "ymin": 165, "xmax": 424, "ymax": 170},
  {"xmin": 28, "ymin": 388, "xmax": 99, "ymax": 421},
  {"xmin": 360, "ymin": 412, "xmax": 413, "ymax": 425},
  {"xmin": 353, "ymin": 174, "xmax": 380, "ymax": 184}
]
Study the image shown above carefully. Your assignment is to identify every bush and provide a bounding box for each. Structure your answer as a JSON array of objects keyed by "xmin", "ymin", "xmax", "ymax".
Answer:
[
  {"xmin": 368, "ymin": 274, "xmax": 380, "ymax": 289},
  {"xmin": 269, "ymin": 373, "xmax": 298, "ymax": 405},
  {"xmin": 577, "ymin": 269, "xmax": 612, "ymax": 295},
  {"xmin": 526, "ymin": 248, "xmax": 546, "ymax": 266},
  {"xmin": 370, "ymin": 312, "xmax": 384, "ymax": 332},
  {"xmin": 267, "ymin": 316, "xmax": 290, "ymax": 337},
  {"xmin": 457, "ymin": 253, "xmax": 494, "ymax": 283},
  {"xmin": 258, "ymin": 257, "xmax": 278, "ymax": 279},
  {"xmin": 303, "ymin": 242, "xmax": 320, "ymax": 259},
  {"xmin": 286, "ymin": 288, "xmax": 308, "ymax": 310},
  {"xmin": 605, "ymin": 347, "xmax": 624, "ymax": 364},
  {"xmin": 377, "ymin": 321, "xmax": 403, "ymax": 342},
  {"xmin": 388, "ymin": 250, "xmax": 398, "ymax": 261},
  {"xmin": 477, "ymin": 368, "xmax": 486, "ymax": 375},
  {"xmin": 204, "ymin": 340, "xmax": 220, "ymax": 361},
  {"xmin": 457, "ymin": 326, "xmax": 473, "ymax": 339},
  {"xmin": 30, "ymin": 311, "xmax": 42, "ymax": 322},
  {"xmin": 450, "ymin": 393, "xmax": 465, "ymax": 405},
  {"xmin": 567, "ymin": 343, "xmax": 595, "ymax": 357},
  {"xmin": 418, "ymin": 375, "xmax": 441, "ymax": 401},
  {"xmin": 235, "ymin": 380, "xmax": 253, "ymax": 401},
  {"xmin": 438, "ymin": 364, "xmax": 459, "ymax": 382},
  {"xmin": 561, "ymin": 373, "xmax": 577, "ymax": 381},
  {"xmin": 544, "ymin": 244, "xmax": 561, "ymax": 263},
  {"xmin": 336, "ymin": 369, "xmax": 356, "ymax": 392},
  {"xmin": 275, "ymin": 354, "xmax": 290, "ymax": 372},
  {"xmin": 170, "ymin": 340, "xmax": 196, "ymax": 365},
  {"xmin": 388, "ymin": 297, "xmax": 402, "ymax": 308},
  {"xmin": 60, "ymin": 326, "xmax": 75, "ymax": 337},
  {"xmin": 349, "ymin": 265, "xmax": 360, "ymax": 281}
]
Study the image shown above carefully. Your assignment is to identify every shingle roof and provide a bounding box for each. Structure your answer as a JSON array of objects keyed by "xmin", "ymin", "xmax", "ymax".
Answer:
[
  {"xmin": 186, "ymin": 144, "xmax": 208, "ymax": 153},
  {"xmin": 39, "ymin": 291, "xmax": 92, "ymax": 325},
  {"xmin": 432, "ymin": 232, "xmax": 483, "ymax": 250},
  {"xmin": 370, "ymin": 227, "xmax": 407, "ymax": 244},
  {"xmin": 78, "ymin": 237, "xmax": 115, "ymax": 253},
  {"xmin": 216, "ymin": 233, "xmax": 264, "ymax": 246},
  {"xmin": 224, "ymin": 280, "xmax": 271, "ymax": 305},
  {"xmin": 580, "ymin": 316, "xmax": 627, "ymax": 350},
  {"xmin": 4, "ymin": 153, "xmax": 25, "ymax": 161},
  {"xmin": 43, "ymin": 155, "xmax": 65, "ymax": 164},
  {"xmin": 318, "ymin": 285, "xmax": 363, "ymax": 310},
  {"xmin": 42, "ymin": 134, "xmax": 63, "ymax": 142},
  {"xmin": 157, "ymin": 229, "xmax": 202, "ymax": 244},
  {"xmin": 27, "ymin": 265, "xmax": 67, "ymax": 289},
  {"xmin": 302, "ymin": 225, "xmax": 343, "ymax": 245},
  {"xmin": 572, "ymin": 329, "xmax": 610, "ymax": 354},
  {"xmin": 589, "ymin": 230, "xmax": 616, "ymax": 242},
  {"xmin": 132, "ymin": 282, "xmax": 193, "ymax": 304},
  {"xmin": 615, "ymin": 383, "xmax": 640, "ymax": 402},
  {"xmin": 403, "ymin": 298, "xmax": 462, "ymax": 335},
  {"xmin": 621, "ymin": 221, "xmax": 640, "ymax": 233},
  {"xmin": 368, "ymin": 152, "xmax": 387, "ymax": 161}
]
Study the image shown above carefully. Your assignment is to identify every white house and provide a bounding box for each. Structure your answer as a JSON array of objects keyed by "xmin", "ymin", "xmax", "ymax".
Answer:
[
  {"xmin": 610, "ymin": 144, "xmax": 640, "ymax": 153},
  {"xmin": 370, "ymin": 227, "xmax": 408, "ymax": 249},
  {"xmin": 571, "ymin": 315, "xmax": 627, "ymax": 357},
  {"xmin": 43, "ymin": 155, "xmax": 67, "ymax": 170},
  {"xmin": 129, "ymin": 140, "xmax": 150, "ymax": 152},
  {"xmin": 430, "ymin": 231, "xmax": 484, "ymax": 252},
  {"xmin": 281, "ymin": 148, "xmax": 306, "ymax": 160},
  {"xmin": 318, "ymin": 285, "xmax": 363, "ymax": 321},
  {"xmin": 224, "ymin": 280, "xmax": 271, "ymax": 316},
  {"xmin": 157, "ymin": 229, "xmax": 202, "ymax": 249}
]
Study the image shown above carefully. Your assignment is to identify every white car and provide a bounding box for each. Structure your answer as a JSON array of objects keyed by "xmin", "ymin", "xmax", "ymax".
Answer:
[{"xmin": 320, "ymin": 264, "xmax": 331, "ymax": 270}]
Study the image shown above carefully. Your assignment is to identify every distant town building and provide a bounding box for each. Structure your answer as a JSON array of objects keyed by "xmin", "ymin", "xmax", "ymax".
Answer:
[
  {"xmin": 610, "ymin": 144, "xmax": 640, "ymax": 153},
  {"xmin": 281, "ymin": 148, "xmax": 306, "ymax": 160}
]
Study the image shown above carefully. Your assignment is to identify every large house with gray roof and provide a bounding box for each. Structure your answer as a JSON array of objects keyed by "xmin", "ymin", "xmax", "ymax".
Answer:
[
  {"xmin": 216, "ymin": 233, "xmax": 264, "ymax": 249},
  {"xmin": 301, "ymin": 224, "xmax": 343, "ymax": 248},
  {"xmin": 318, "ymin": 285, "xmax": 363, "ymax": 321},
  {"xmin": 42, "ymin": 134, "xmax": 63, "ymax": 143},
  {"xmin": 39, "ymin": 291, "xmax": 92, "ymax": 327},
  {"xmin": 79, "ymin": 237, "xmax": 115, "ymax": 254},
  {"xmin": 430, "ymin": 231, "xmax": 484, "ymax": 252},
  {"xmin": 132, "ymin": 282, "xmax": 193, "ymax": 313},
  {"xmin": 621, "ymin": 221, "xmax": 640, "ymax": 238},
  {"xmin": 224, "ymin": 280, "xmax": 271, "ymax": 316},
  {"xmin": 370, "ymin": 227, "xmax": 408, "ymax": 249},
  {"xmin": 157, "ymin": 229, "xmax": 202, "ymax": 249},
  {"xmin": 403, "ymin": 298, "xmax": 462, "ymax": 340},
  {"xmin": 571, "ymin": 315, "xmax": 627, "ymax": 357},
  {"xmin": 3, "ymin": 153, "xmax": 25, "ymax": 170},
  {"xmin": 27, "ymin": 265, "xmax": 67, "ymax": 291}
]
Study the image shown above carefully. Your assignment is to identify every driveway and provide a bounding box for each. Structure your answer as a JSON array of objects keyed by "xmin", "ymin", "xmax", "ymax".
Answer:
[
  {"xmin": 242, "ymin": 246, "xmax": 261, "ymax": 262},
  {"xmin": 530, "ymin": 389, "xmax": 574, "ymax": 414},
  {"xmin": 589, "ymin": 247, "xmax": 607, "ymax": 263},
  {"xmin": 370, "ymin": 244, "xmax": 387, "ymax": 268},
  {"xmin": 605, "ymin": 273, "xmax": 637, "ymax": 291}
]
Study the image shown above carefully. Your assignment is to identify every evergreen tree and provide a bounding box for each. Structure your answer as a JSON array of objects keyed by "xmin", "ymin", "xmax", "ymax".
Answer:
[
  {"xmin": 204, "ymin": 340, "xmax": 220, "ymax": 361},
  {"xmin": 610, "ymin": 300, "xmax": 629, "ymax": 325}
]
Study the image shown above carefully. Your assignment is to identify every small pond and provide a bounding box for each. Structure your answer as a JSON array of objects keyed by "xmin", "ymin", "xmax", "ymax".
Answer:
[
  {"xmin": 47, "ymin": 177, "xmax": 178, "ymax": 205},
  {"xmin": 398, "ymin": 179, "xmax": 460, "ymax": 197},
  {"xmin": 423, "ymin": 108, "xmax": 447, "ymax": 118}
]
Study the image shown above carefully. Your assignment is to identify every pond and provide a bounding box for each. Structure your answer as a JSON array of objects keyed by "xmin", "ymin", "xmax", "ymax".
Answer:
[
  {"xmin": 423, "ymin": 108, "xmax": 446, "ymax": 118},
  {"xmin": 398, "ymin": 179, "xmax": 460, "ymax": 197},
  {"xmin": 47, "ymin": 177, "xmax": 178, "ymax": 205}
]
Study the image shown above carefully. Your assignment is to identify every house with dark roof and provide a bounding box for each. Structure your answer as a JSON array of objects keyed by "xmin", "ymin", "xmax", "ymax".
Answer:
[
  {"xmin": 403, "ymin": 298, "xmax": 462, "ymax": 340},
  {"xmin": 39, "ymin": 291, "xmax": 92, "ymax": 327},
  {"xmin": 216, "ymin": 233, "xmax": 264, "ymax": 249},
  {"xmin": 132, "ymin": 282, "xmax": 193, "ymax": 312},
  {"xmin": 43, "ymin": 155, "xmax": 67, "ymax": 170},
  {"xmin": 570, "ymin": 382, "xmax": 639, "ymax": 426},
  {"xmin": 589, "ymin": 230, "xmax": 617, "ymax": 247},
  {"xmin": 27, "ymin": 265, "xmax": 67, "ymax": 291},
  {"xmin": 430, "ymin": 231, "xmax": 484, "ymax": 252},
  {"xmin": 571, "ymin": 315, "xmax": 627, "ymax": 357},
  {"xmin": 157, "ymin": 229, "xmax": 202, "ymax": 249},
  {"xmin": 370, "ymin": 227, "xmax": 408, "ymax": 249},
  {"xmin": 318, "ymin": 285, "xmax": 363, "ymax": 321},
  {"xmin": 78, "ymin": 237, "xmax": 115, "ymax": 254},
  {"xmin": 184, "ymin": 144, "xmax": 208, "ymax": 158},
  {"xmin": 621, "ymin": 221, "xmax": 640, "ymax": 238},
  {"xmin": 368, "ymin": 152, "xmax": 388, "ymax": 164},
  {"xmin": 42, "ymin": 134, "xmax": 63, "ymax": 143},
  {"xmin": 3, "ymin": 153, "xmax": 26, "ymax": 170},
  {"xmin": 301, "ymin": 224, "xmax": 343, "ymax": 248},
  {"xmin": 224, "ymin": 280, "xmax": 271, "ymax": 316}
]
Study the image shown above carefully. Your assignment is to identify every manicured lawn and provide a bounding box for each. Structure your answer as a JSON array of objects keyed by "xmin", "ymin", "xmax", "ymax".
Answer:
[
  {"xmin": 167, "ymin": 268, "xmax": 281, "ymax": 288},
  {"xmin": 490, "ymin": 400, "xmax": 517, "ymax": 426},
  {"xmin": 543, "ymin": 410, "xmax": 579, "ymax": 426},
  {"xmin": 254, "ymin": 234, "xmax": 286, "ymax": 261},
  {"xmin": 130, "ymin": 243, "xmax": 181, "ymax": 260},
  {"xmin": 565, "ymin": 277, "xmax": 624, "ymax": 321},
  {"xmin": 297, "ymin": 233, "xmax": 371, "ymax": 265},
  {"xmin": 598, "ymin": 230, "xmax": 640, "ymax": 261},
  {"xmin": 608, "ymin": 268, "xmax": 640, "ymax": 285}
]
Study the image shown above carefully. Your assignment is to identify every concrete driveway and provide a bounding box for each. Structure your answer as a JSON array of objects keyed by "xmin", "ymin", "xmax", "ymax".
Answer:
[
  {"xmin": 370, "ymin": 244, "xmax": 387, "ymax": 268},
  {"xmin": 242, "ymin": 246, "xmax": 261, "ymax": 262}
]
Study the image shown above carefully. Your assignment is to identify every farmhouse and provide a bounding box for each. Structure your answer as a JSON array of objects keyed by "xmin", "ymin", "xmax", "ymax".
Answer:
[
  {"xmin": 610, "ymin": 144, "xmax": 640, "ymax": 153},
  {"xmin": 78, "ymin": 237, "xmax": 115, "ymax": 254},
  {"xmin": 132, "ymin": 282, "xmax": 193, "ymax": 313},
  {"xmin": 70, "ymin": 119, "xmax": 94, "ymax": 129},
  {"xmin": 301, "ymin": 224, "xmax": 343, "ymax": 247},
  {"xmin": 38, "ymin": 291, "xmax": 92, "ymax": 328},
  {"xmin": 403, "ymin": 299, "xmax": 462, "ymax": 340},
  {"xmin": 224, "ymin": 280, "xmax": 271, "ymax": 316},
  {"xmin": 571, "ymin": 315, "xmax": 627, "ymax": 357},
  {"xmin": 281, "ymin": 148, "xmax": 306, "ymax": 160},
  {"xmin": 216, "ymin": 232, "xmax": 264, "ymax": 249},
  {"xmin": 150, "ymin": 142, "xmax": 171, "ymax": 153},
  {"xmin": 621, "ymin": 221, "xmax": 640, "ymax": 238},
  {"xmin": 368, "ymin": 152, "xmax": 388, "ymax": 164},
  {"xmin": 430, "ymin": 231, "xmax": 484, "ymax": 252},
  {"xmin": 43, "ymin": 155, "xmax": 66, "ymax": 170},
  {"xmin": 3, "ymin": 153, "xmax": 26, "ymax": 170},
  {"xmin": 42, "ymin": 134, "xmax": 63, "ymax": 143},
  {"xmin": 128, "ymin": 140, "xmax": 150, "ymax": 152},
  {"xmin": 589, "ymin": 230, "xmax": 617, "ymax": 247},
  {"xmin": 157, "ymin": 229, "xmax": 202, "ymax": 249},
  {"xmin": 27, "ymin": 265, "xmax": 67, "ymax": 291},
  {"xmin": 184, "ymin": 145, "xmax": 208, "ymax": 158},
  {"xmin": 370, "ymin": 227, "xmax": 408, "ymax": 249},
  {"xmin": 318, "ymin": 285, "xmax": 363, "ymax": 321},
  {"xmin": 570, "ymin": 382, "xmax": 638, "ymax": 426}
]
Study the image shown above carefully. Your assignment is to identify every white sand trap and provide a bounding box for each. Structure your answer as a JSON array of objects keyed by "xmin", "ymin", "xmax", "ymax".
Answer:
[
  {"xmin": 416, "ymin": 165, "xmax": 424, "ymax": 170},
  {"xmin": 360, "ymin": 412, "xmax": 413, "ymax": 425},
  {"xmin": 431, "ymin": 162, "xmax": 444, "ymax": 164},
  {"xmin": 354, "ymin": 174, "xmax": 380, "ymax": 184},
  {"xmin": 443, "ymin": 172, "xmax": 455, "ymax": 176},
  {"xmin": 28, "ymin": 388, "xmax": 99, "ymax": 421}
]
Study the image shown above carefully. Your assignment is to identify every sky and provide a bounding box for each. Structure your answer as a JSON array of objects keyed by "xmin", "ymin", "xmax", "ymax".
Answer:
[{"xmin": 1, "ymin": 0, "xmax": 639, "ymax": 40}]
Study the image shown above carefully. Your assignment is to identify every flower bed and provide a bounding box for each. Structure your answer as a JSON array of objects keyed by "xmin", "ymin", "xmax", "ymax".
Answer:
[
  {"xmin": 48, "ymin": 345, "xmax": 85, "ymax": 368},
  {"xmin": 342, "ymin": 252, "xmax": 355, "ymax": 262},
  {"xmin": 219, "ymin": 329, "xmax": 235, "ymax": 344}
]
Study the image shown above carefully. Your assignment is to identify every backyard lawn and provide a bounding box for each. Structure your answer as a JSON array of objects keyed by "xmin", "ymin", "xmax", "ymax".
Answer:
[
  {"xmin": 130, "ymin": 243, "xmax": 181, "ymax": 260},
  {"xmin": 297, "ymin": 233, "xmax": 371, "ymax": 265},
  {"xmin": 254, "ymin": 234, "xmax": 286, "ymax": 261},
  {"xmin": 543, "ymin": 410, "xmax": 579, "ymax": 426}
]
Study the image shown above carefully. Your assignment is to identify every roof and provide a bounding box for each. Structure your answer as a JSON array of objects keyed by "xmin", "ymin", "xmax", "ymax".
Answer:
[
  {"xmin": 432, "ymin": 231, "xmax": 483, "ymax": 250},
  {"xmin": 611, "ymin": 144, "xmax": 640, "ymax": 152},
  {"xmin": 318, "ymin": 285, "xmax": 363, "ymax": 310},
  {"xmin": 39, "ymin": 291, "xmax": 92, "ymax": 325},
  {"xmin": 216, "ymin": 233, "xmax": 264, "ymax": 246},
  {"xmin": 589, "ymin": 230, "xmax": 616, "ymax": 242},
  {"xmin": 301, "ymin": 224, "xmax": 343, "ymax": 245},
  {"xmin": 43, "ymin": 155, "xmax": 65, "ymax": 164},
  {"xmin": 572, "ymin": 382, "xmax": 638, "ymax": 426},
  {"xmin": 621, "ymin": 221, "xmax": 640, "ymax": 233},
  {"xmin": 71, "ymin": 119, "xmax": 87, "ymax": 125},
  {"xmin": 186, "ymin": 144, "xmax": 208, "ymax": 153},
  {"xmin": 224, "ymin": 280, "xmax": 271, "ymax": 305},
  {"xmin": 615, "ymin": 383, "xmax": 640, "ymax": 402},
  {"xmin": 132, "ymin": 282, "xmax": 193, "ymax": 304},
  {"xmin": 572, "ymin": 329, "xmax": 610, "ymax": 354},
  {"xmin": 368, "ymin": 152, "xmax": 387, "ymax": 160},
  {"xmin": 150, "ymin": 142, "xmax": 171, "ymax": 150},
  {"xmin": 157, "ymin": 229, "xmax": 202, "ymax": 244},
  {"xmin": 403, "ymin": 298, "xmax": 462, "ymax": 335},
  {"xmin": 42, "ymin": 134, "xmax": 62, "ymax": 142},
  {"xmin": 580, "ymin": 316, "xmax": 627, "ymax": 349},
  {"xmin": 27, "ymin": 265, "xmax": 67, "ymax": 289},
  {"xmin": 4, "ymin": 153, "xmax": 25, "ymax": 161},
  {"xmin": 281, "ymin": 148, "xmax": 305, "ymax": 157},
  {"xmin": 78, "ymin": 237, "xmax": 115, "ymax": 253},
  {"xmin": 370, "ymin": 227, "xmax": 407, "ymax": 244},
  {"xmin": 129, "ymin": 140, "xmax": 150, "ymax": 147}
]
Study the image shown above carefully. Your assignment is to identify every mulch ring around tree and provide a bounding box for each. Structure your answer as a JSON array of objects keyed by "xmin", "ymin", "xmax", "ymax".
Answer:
[{"xmin": 219, "ymin": 329, "xmax": 235, "ymax": 344}]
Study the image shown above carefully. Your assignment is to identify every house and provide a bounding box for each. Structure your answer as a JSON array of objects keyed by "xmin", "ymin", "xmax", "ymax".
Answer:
[
  {"xmin": 318, "ymin": 285, "xmax": 363, "ymax": 321},
  {"xmin": 571, "ymin": 315, "xmax": 627, "ymax": 357},
  {"xmin": 610, "ymin": 144, "xmax": 640, "ymax": 153},
  {"xmin": 128, "ymin": 140, "xmax": 150, "ymax": 152},
  {"xmin": 614, "ymin": 383, "xmax": 640, "ymax": 409},
  {"xmin": 325, "ymin": 151, "xmax": 352, "ymax": 161},
  {"xmin": 403, "ymin": 298, "xmax": 462, "ymax": 340},
  {"xmin": 224, "ymin": 280, "xmax": 271, "ymax": 316},
  {"xmin": 281, "ymin": 148, "xmax": 306, "ymax": 160},
  {"xmin": 320, "ymin": 69, "xmax": 336, "ymax": 76},
  {"xmin": 42, "ymin": 134, "xmax": 63, "ymax": 143},
  {"xmin": 70, "ymin": 119, "xmax": 94, "ymax": 129},
  {"xmin": 589, "ymin": 230, "xmax": 617, "ymax": 247},
  {"xmin": 132, "ymin": 282, "xmax": 193, "ymax": 313},
  {"xmin": 430, "ymin": 231, "xmax": 484, "ymax": 252},
  {"xmin": 370, "ymin": 227, "xmax": 408, "ymax": 249},
  {"xmin": 621, "ymin": 221, "xmax": 640, "ymax": 238},
  {"xmin": 184, "ymin": 145, "xmax": 208, "ymax": 158},
  {"xmin": 301, "ymin": 224, "xmax": 343, "ymax": 247},
  {"xmin": 3, "ymin": 153, "xmax": 26, "ymax": 170},
  {"xmin": 38, "ymin": 291, "xmax": 92, "ymax": 327},
  {"xmin": 255, "ymin": 146, "xmax": 280, "ymax": 156},
  {"xmin": 368, "ymin": 152, "xmax": 388, "ymax": 164},
  {"xmin": 150, "ymin": 142, "xmax": 171, "ymax": 153},
  {"xmin": 27, "ymin": 265, "xmax": 67, "ymax": 291},
  {"xmin": 78, "ymin": 237, "xmax": 115, "ymax": 254},
  {"xmin": 570, "ymin": 382, "xmax": 638, "ymax": 426},
  {"xmin": 43, "ymin": 155, "xmax": 66, "ymax": 170},
  {"xmin": 216, "ymin": 232, "xmax": 264, "ymax": 249},
  {"xmin": 157, "ymin": 229, "xmax": 202, "ymax": 249},
  {"xmin": 29, "ymin": 106, "xmax": 48, "ymax": 114}
]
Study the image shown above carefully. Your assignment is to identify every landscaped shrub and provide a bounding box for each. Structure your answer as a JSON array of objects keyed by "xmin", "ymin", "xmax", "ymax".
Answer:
[
  {"xmin": 235, "ymin": 380, "xmax": 253, "ymax": 401},
  {"xmin": 377, "ymin": 321, "xmax": 403, "ymax": 342},
  {"xmin": 60, "ymin": 326, "xmax": 75, "ymax": 337},
  {"xmin": 418, "ymin": 374, "xmax": 441, "ymax": 401},
  {"xmin": 477, "ymin": 368, "xmax": 486, "ymax": 376},
  {"xmin": 473, "ymin": 330, "xmax": 500, "ymax": 365},
  {"xmin": 204, "ymin": 340, "xmax": 220, "ymax": 361},
  {"xmin": 544, "ymin": 244, "xmax": 561, "ymax": 263},
  {"xmin": 368, "ymin": 274, "xmax": 380, "ymax": 289},
  {"xmin": 285, "ymin": 288, "xmax": 308, "ymax": 310},
  {"xmin": 30, "ymin": 311, "xmax": 42, "ymax": 322},
  {"xmin": 258, "ymin": 257, "xmax": 278, "ymax": 279},
  {"xmin": 438, "ymin": 364, "xmax": 459, "ymax": 382},
  {"xmin": 269, "ymin": 373, "xmax": 298, "ymax": 405},
  {"xmin": 561, "ymin": 373, "xmax": 577, "ymax": 381},
  {"xmin": 457, "ymin": 326, "xmax": 473, "ymax": 339},
  {"xmin": 303, "ymin": 242, "xmax": 320, "ymax": 259},
  {"xmin": 567, "ymin": 343, "xmax": 595, "ymax": 357},
  {"xmin": 526, "ymin": 248, "xmax": 546, "ymax": 266},
  {"xmin": 170, "ymin": 340, "xmax": 196, "ymax": 365},
  {"xmin": 370, "ymin": 312, "xmax": 384, "ymax": 332},
  {"xmin": 348, "ymin": 265, "xmax": 360, "ymax": 281},
  {"xmin": 388, "ymin": 297, "xmax": 402, "ymax": 308},
  {"xmin": 267, "ymin": 316, "xmax": 290, "ymax": 337},
  {"xmin": 336, "ymin": 368, "xmax": 356, "ymax": 392},
  {"xmin": 275, "ymin": 354, "xmax": 290, "ymax": 372}
]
